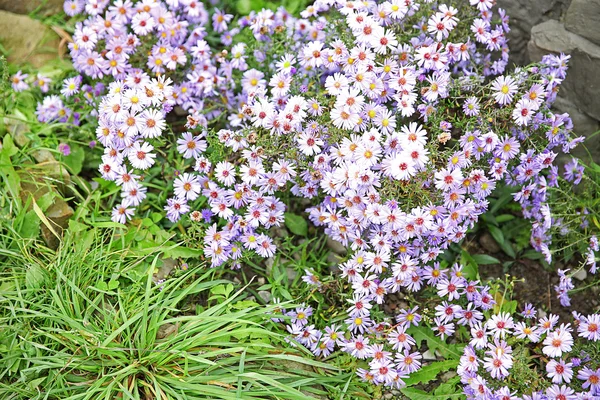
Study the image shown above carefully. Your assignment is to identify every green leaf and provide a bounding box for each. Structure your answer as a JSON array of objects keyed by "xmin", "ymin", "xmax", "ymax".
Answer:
[
  {"xmin": 521, "ymin": 250, "xmax": 542, "ymax": 260},
  {"xmin": 490, "ymin": 189, "xmax": 515, "ymax": 214},
  {"xmin": 495, "ymin": 214, "xmax": 515, "ymax": 223},
  {"xmin": 19, "ymin": 210, "xmax": 40, "ymax": 238},
  {"xmin": 236, "ymin": 0, "xmax": 264, "ymax": 14},
  {"xmin": 284, "ymin": 212, "xmax": 308, "ymax": 236},
  {"xmin": 68, "ymin": 219, "xmax": 88, "ymax": 233},
  {"xmin": 151, "ymin": 212, "xmax": 163, "ymax": 223},
  {"xmin": 502, "ymin": 299, "xmax": 518, "ymax": 314},
  {"xmin": 403, "ymin": 360, "xmax": 459, "ymax": 386},
  {"xmin": 211, "ymin": 283, "xmax": 234, "ymax": 298},
  {"xmin": 401, "ymin": 387, "xmax": 463, "ymax": 400},
  {"xmin": 26, "ymin": 264, "xmax": 45, "ymax": 289},
  {"xmin": 231, "ymin": 300, "xmax": 259, "ymax": 310},
  {"xmin": 488, "ymin": 225, "xmax": 504, "ymax": 246},
  {"xmin": 459, "ymin": 250, "xmax": 479, "ymax": 280},
  {"xmin": 2, "ymin": 134, "xmax": 18, "ymax": 157},
  {"xmin": 407, "ymin": 326, "xmax": 463, "ymax": 360},
  {"xmin": 163, "ymin": 246, "xmax": 203, "ymax": 259},
  {"xmin": 498, "ymin": 240, "xmax": 516, "ymax": 258},
  {"xmin": 471, "ymin": 254, "xmax": 501, "ymax": 265},
  {"xmin": 0, "ymin": 152, "xmax": 20, "ymax": 203},
  {"xmin": 62, "ymin": 145, "xmax": 85, "ymax": 175}
]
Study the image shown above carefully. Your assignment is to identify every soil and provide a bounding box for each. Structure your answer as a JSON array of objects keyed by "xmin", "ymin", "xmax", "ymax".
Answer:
[{"xmin": 465, "ymin": 233, "xmax": 599, "ymax": 320}]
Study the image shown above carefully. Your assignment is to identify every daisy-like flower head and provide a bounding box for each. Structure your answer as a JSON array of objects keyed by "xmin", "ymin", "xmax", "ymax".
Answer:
[
  {"xmin": 177, "ymin": 132, "xmax": 207, "ymax": 159},
  {"xmin": 128, "ymin": 141, "xmax": 156, "ymax": 170},
  {"xmin": 542, "ymin": 325, "xmax": 573, "ymax": 358},
  {"xmin": 174, "ymin": 172, "xmax": 201, "ymax": 201},
  {"xmin": 491, "ymin": 75, "xmax": 518, "ymax": 105}
]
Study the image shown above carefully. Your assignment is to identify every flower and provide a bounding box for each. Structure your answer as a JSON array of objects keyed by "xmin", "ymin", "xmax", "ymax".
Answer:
[
  {"xmin": 491, "ymin": 75, "xmax": 518, "ymax": 105},
  {"xmin": 546, "ymin": 359, "xmax": 573, "ymax": 384},
  {"xmin": 512, "ymin": 98, "xmax": 537, "ymax": 126},
  {"xmin": 111, "ymin": 202, "xmax": 134, "ymax": 224},
  {"xmin": 11, "ymin": 71, "xmax": 29, "ymax": 92},
  {"xmin": 486, "ymin": 312, "xmax": 514, "ymax": 339},
  {"xmin": 577, "ymin": 314, "xmax": 600, "ymax": 341},
  {"xmin": 174, "ymin": 173, "xmax": 201, "ymax": 201},
  {"xmin": 542, "ymin": 325, "xmax": 574, "ymax": 358},
  {"xmin": 577, "ymin": 367, "xmax": 600, "ymax": 392},
  {"xmin": 127, "ymin": 141, "xmax": 156, "ymax": 170},
  {"xmin": 58, "ymin": 143, "xmax": 71, "ymax": 156},
  {"xmin": 177, "ymin": 132, "xmax": 207, "ymax": 159}
]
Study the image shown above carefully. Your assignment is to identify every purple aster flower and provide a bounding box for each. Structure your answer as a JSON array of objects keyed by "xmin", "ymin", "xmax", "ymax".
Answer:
[{"xmin": 58, "ymin": 143, "xmax": 71, "ymax": 156}]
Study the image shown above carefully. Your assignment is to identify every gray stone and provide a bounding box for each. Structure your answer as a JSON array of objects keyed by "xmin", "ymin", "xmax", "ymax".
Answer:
[
  {"xmin": 326, "ymin": 252, "xmax": 343, "ymax": 266},
  {"xmin": 264, "ymin": 257, "xmax": 297, "ymax": 283},
  {"xmin": 422, "ymin": 350, "xmax": 437, "ymax": 361},
  {"xmin": 326, "ymin": 236, "xmax": 347, "ymax": 255},
  {"xmin": 257, "ymin": 290, "xmax": 271, "ymax": 303},
  {"xmin": 479, "ymin": 232, "xmax": 501, "ymax": 254},
  {"xmin": 528, "ymin": 20, "xmax": 600, "ymax": 120},
  {"xmin": 286, "ymin": 267, "xmax": 297, "ymax": 283},
  {"xmin": 0, "ymin": 10, "xmax": 60, "ymax": 67},
  {"xmin": 552, "ymin": 97, "xmax": 600, "ymax": 163},
  {"xmin": 154, "ymin": 258, "xmax": 177, "ymax": 281},
  {"xmin": 156, "ymin": 323, "xmax": 179, "ymax": 339},
  {"xmin": 565, "ymin": 0, "xmax": 600, "ymax": 46},
  {"xmin": 0, "ymin": 0, "xmax": 64, "ymax": 17},
  {"xmin": 572, "ymin": 267, "xmax": 587, "ymax": 281},
  {"xmin": 40, "ymin": 198, "xmax": 73, "ymax": 249},
  {"xmin": 497, "ymin": 0, "xmax": 571, "ymax": 65}
]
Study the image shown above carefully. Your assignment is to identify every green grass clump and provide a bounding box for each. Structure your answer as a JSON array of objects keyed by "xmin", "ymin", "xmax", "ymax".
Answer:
[{"xmin": 0, "ymin": 227, "xmax": 351, "ymax": 400}]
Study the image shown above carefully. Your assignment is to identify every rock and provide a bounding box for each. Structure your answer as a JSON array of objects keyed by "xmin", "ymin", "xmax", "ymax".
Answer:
[
  {"xmin": 265, "ymin": 257, "xmax": 275, "ymax": 275},
  {"xmin": 265, "ymin": 257, "xmax": 297, "ymax": 283},
  {"xmin": 553, "ymin": 97, "xmax": 600, "ymax": 137},
  {"xmin": 441, "ymin": 371, "xmax": 458, "ymax": 382},
  {"xmin": 326, "ymin": 252, "xmax": 343, "ymax": 265},
  {"xmin": 286, "ymin": 267, "xmax": 297, "ymax": 283},
  {"xmin": 326, "ymin": 237, "xmax": 347, "ymax": 255},
  {"xmin": 497, "ymin": 0, "xmax": 571, "ymax": 65},
  {"xmin": 326, "ymin": 252, "xmax": 344, "ymax": 274},
  {"xmin": 422, "ymin": 350, "xmax": 437, "ymax": 361},
  {"xmin": 40, "ymin": 198, "xmax": 74, "ymax": 249},
  {"xmin": 572, "ymin": 267, "xmax": 587, "ymax": 281},
  {"xmin": 154, "ymin": 258, "xmax": 177, "ymax": 281},
  {"xmin": 257, "ymin": 290, "xmax": 271, "ymax": 303},
  {"xmin": 156, "ymin": 323, "xmax": 179, "ymax": 339},
  {"xmin": 565, "ymin": 0, "xmax": 600, "ymax": 46},
  {"xmin": 257, "ymin": 277, "xmax": 266, "ymax": 285},
  {"xmin": 0, "ymin": 0, "xmax": 64, "ymax": 17},
  {"xmin": 479, "ymin": 232, "xmax": 501, "ymax": 254},
  {"xmin": 552, "ymin": 97, "xmax": 600, "ymax": 164},
  {"xmin": 528, "ymin": 20, "xmax": 600, "ymax": 120},
  {"xmin": 0, "ymin": 11, "xmax": 60, "ymax": 67},
  {"xmin": 271, "ymin": 226, "xmax": 288, "ymax": 238}
]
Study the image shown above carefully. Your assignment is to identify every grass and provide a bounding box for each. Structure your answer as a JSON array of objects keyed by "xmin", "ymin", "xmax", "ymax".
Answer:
[{"xmin": 0, "ymin": 222, "xmax": 364, "ymax": 399}]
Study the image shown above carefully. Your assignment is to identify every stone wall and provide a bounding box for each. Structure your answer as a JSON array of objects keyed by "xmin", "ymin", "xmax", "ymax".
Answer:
[
  {"xmin": 498, "ymin": 0, "xmax": 600, "ymax": 162},
  {"xmin": 0, "ymin": 0, "xmax": 63, "ymax": 17}
]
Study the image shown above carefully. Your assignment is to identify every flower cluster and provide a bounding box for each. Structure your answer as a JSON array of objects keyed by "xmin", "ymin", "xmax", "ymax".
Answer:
[{"xmin": 460, "ymin": 308, "xmax": 600, "ymax": 399}]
